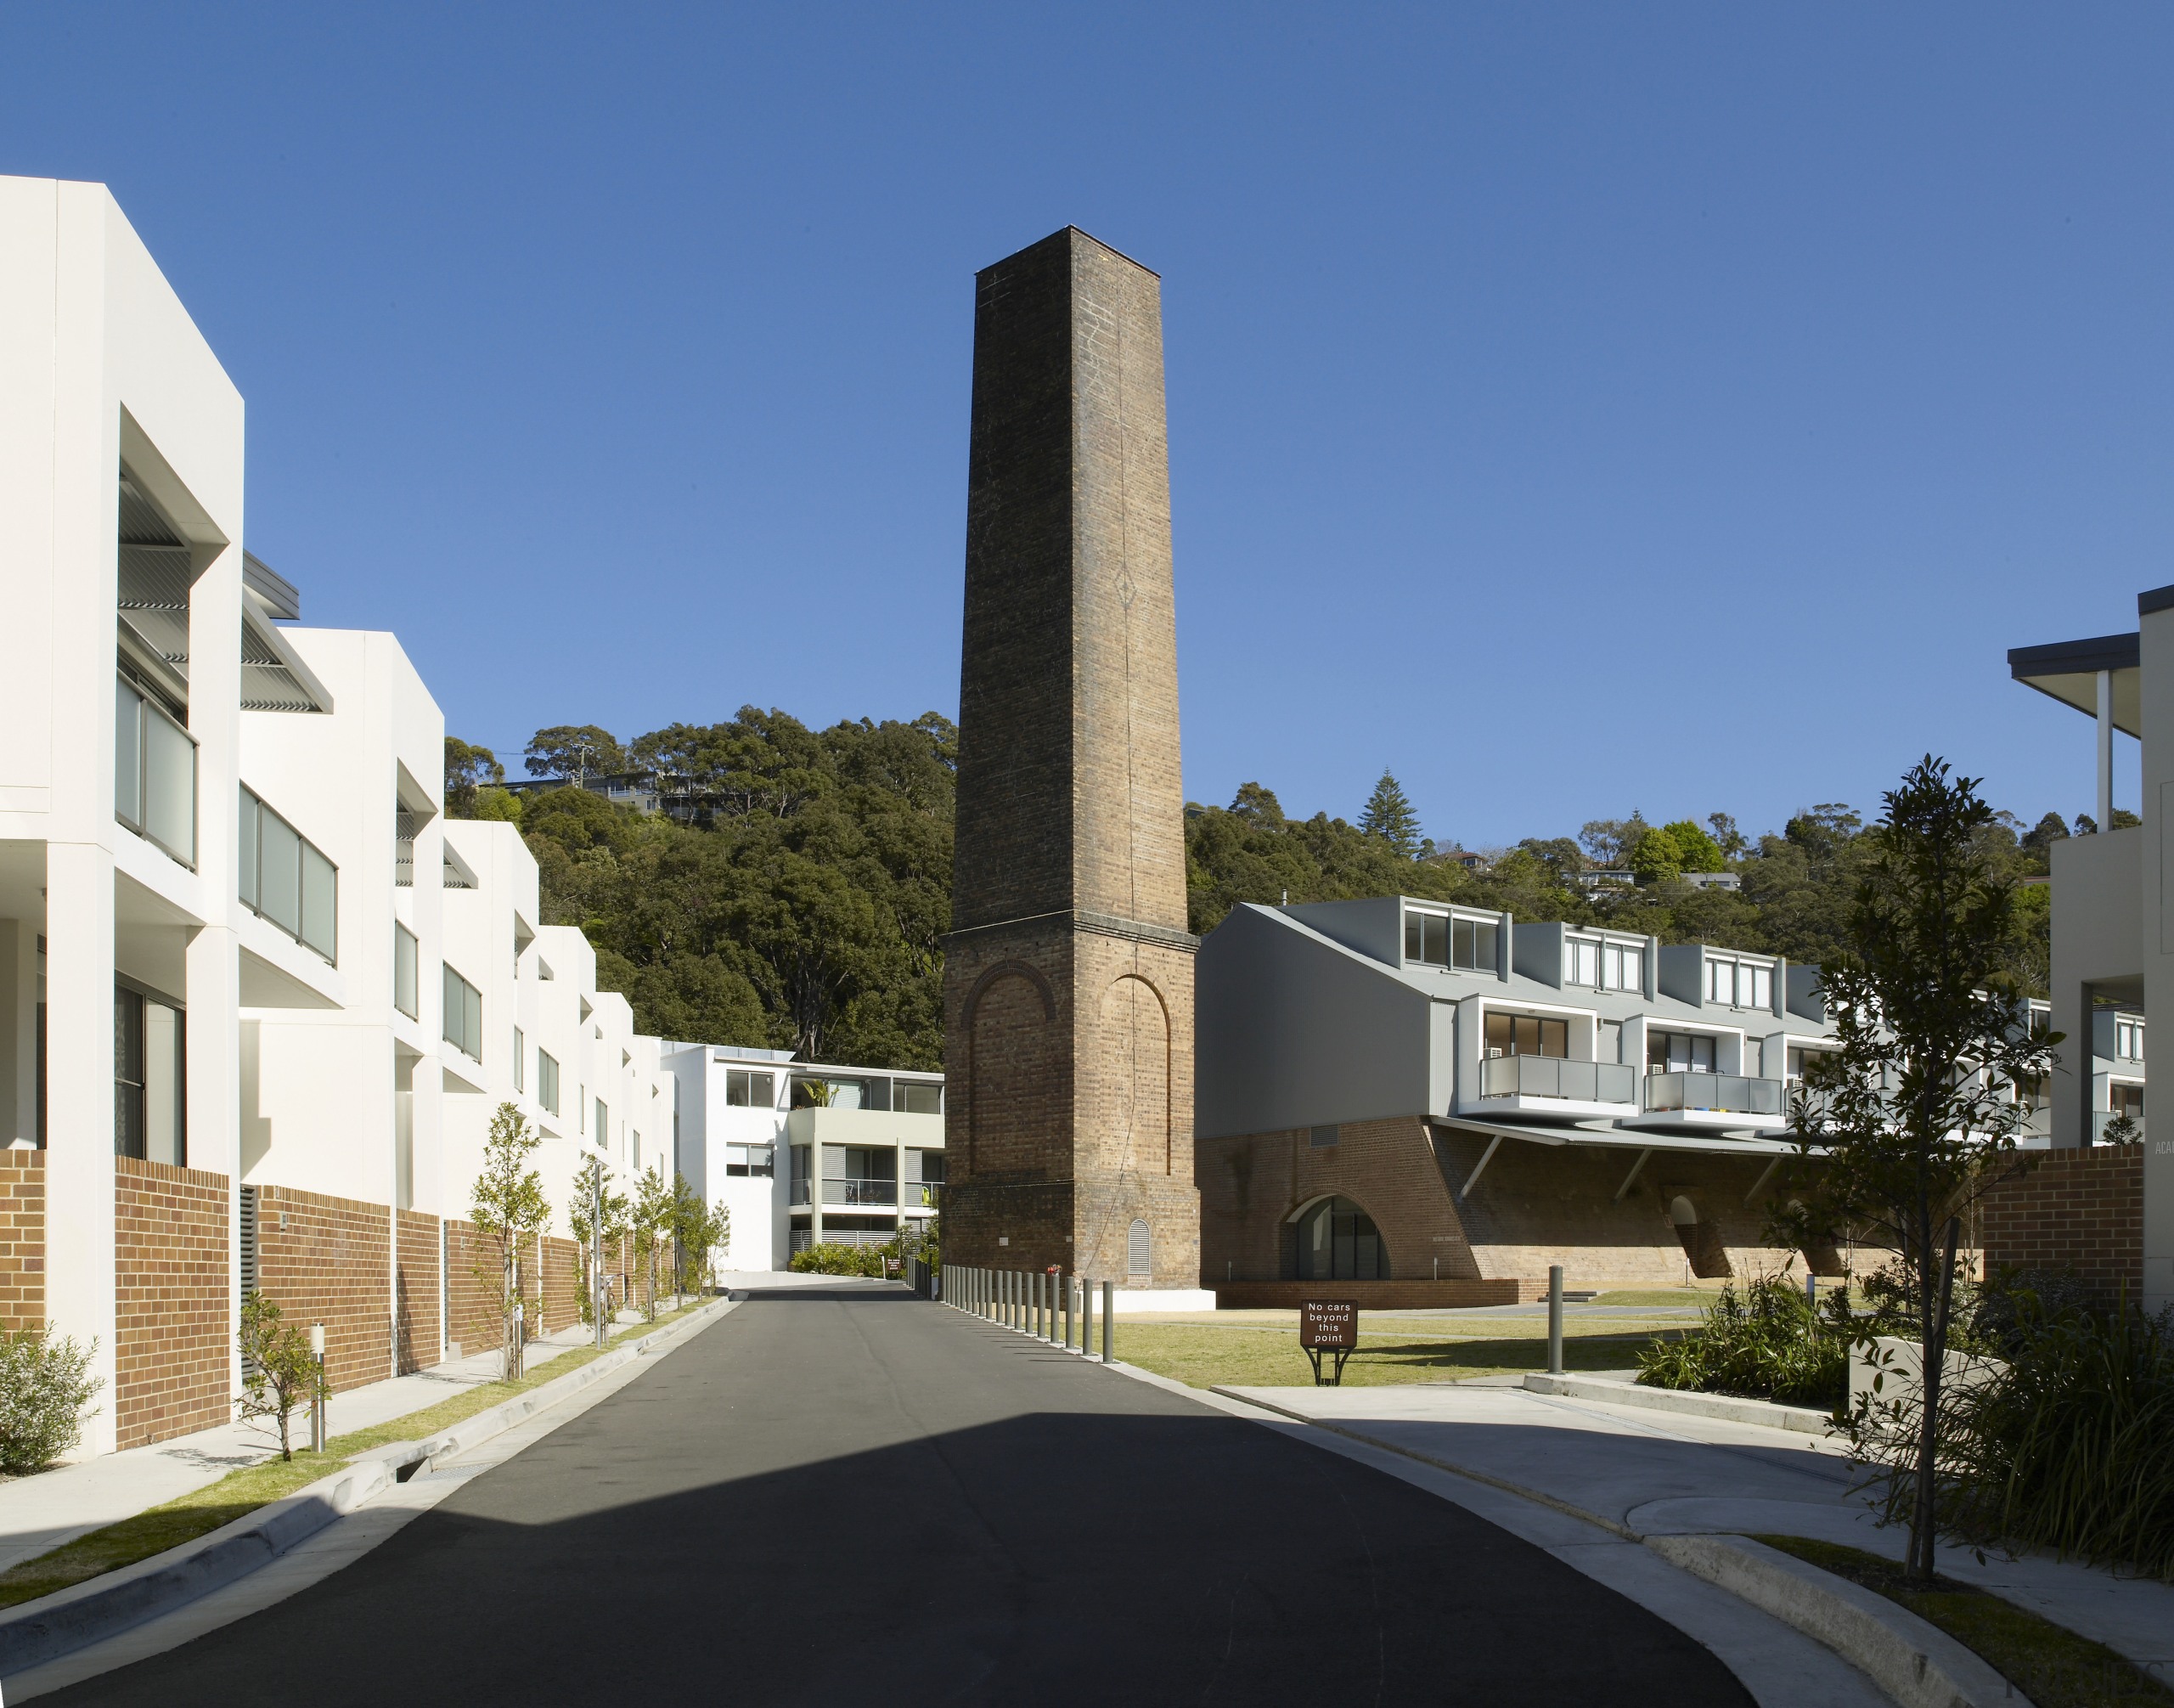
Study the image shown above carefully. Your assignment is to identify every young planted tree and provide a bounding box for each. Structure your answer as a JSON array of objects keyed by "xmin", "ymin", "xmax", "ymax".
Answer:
[
  {"xmin": 470, "ymin": 1102, "xmax": 551, "ymax": 1379},
  {"xmin": 667, "ymin": 1171, "xmax": 729, "ymax": 1294},
  {"xmin": 569, "ymin": 1153, "xmax": 628, "ymax": 1328},
  {"xmin": 236, "ymin": 1291, "xmax": 325, "ymax": 1462},
  {"xmin": 632, "ymin": 1165, "xmax": 675, "ymax": 1321},
  {"xmin": 1777, "ymin": 758, "xmax": 2058, "ymax": 1583}
]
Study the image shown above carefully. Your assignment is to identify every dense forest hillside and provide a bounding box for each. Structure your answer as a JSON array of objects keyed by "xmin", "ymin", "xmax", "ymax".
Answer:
[{"xmin": 450, "ymin": 713, "xmax": 2079, "ymax": 1072}]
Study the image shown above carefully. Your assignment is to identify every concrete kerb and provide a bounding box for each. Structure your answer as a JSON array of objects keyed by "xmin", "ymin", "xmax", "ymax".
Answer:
[
  {"xmin": 0, "ymin": 1294, "xmax": 739, "ymax": 1677},
  {"xmin": 1521, "ymin": 1372, "xmax": 1840, "ymax": 1436},
  {"xmin": 1650, "ymin": 1534, "xmax": 2032, "ymax": 1708},
  {"xmin": 1190, "ymin": 1374, "xmax": 2037, "ymax": 1705}
]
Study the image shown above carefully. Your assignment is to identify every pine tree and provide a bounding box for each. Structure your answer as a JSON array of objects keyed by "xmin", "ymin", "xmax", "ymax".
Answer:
[{"xmin": 1359, "ymin": 770, "xmax": 1422, "ymax": 859}]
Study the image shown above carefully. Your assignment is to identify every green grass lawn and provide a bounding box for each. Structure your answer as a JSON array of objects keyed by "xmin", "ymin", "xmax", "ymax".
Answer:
[
  {"xmin": 1754, "ymin": 1536, "xmax": 2174, "ymax": 1708},
  {"xmin": 0, "ymin": 1298, "xmax": 713, "ymax": 1612},
  {"xmin": 1112, "ymin": 1322, "xmax": 1686, "ymax": 1390}
]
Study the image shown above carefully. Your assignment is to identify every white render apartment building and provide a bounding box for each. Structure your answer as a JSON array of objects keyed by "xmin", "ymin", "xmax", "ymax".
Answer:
[
  {"xmin": 0, "ymin": 174, "xmax": 680, "ymax": 1455},
  {"xmin": 667, "ymin": 1044, "xmax": 943, "ymax": 1271}
]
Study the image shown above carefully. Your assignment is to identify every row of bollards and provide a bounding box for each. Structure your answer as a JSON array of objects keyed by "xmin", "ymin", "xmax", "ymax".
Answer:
[{"xmin": 940, "ymin": 1264, "xmax": 1115, "ymax": 1363}]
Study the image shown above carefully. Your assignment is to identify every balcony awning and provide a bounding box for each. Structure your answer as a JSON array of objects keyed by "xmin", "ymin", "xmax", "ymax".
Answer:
[
  {"xmin": 2008, "ymin": 633, "xmax": 2141, "ymax": 736},
  {"xmin": 1431, "ymin": 1115, "xmax": 1811, "ymax": 1157}
]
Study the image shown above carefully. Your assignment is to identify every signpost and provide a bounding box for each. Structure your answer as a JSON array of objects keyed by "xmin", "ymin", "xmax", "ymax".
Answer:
[{"xmin": 1298, "ymin": 1299, "xmax": 1357, "ymax": 1386}]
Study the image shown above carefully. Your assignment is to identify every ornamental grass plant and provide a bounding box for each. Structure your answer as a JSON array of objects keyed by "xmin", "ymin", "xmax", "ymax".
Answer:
[{"xmin": 1636, "ymin": 1273, "xmax": 1850, "ymax": 1410}]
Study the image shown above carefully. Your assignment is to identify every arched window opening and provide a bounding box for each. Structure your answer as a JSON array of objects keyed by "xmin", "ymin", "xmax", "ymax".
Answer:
[
  {"xmin": 1127, "ymin": 1218, "xmax": 1152, "ymax": 1277},
  {"xmin": 1294, "ymin": 1197, "xmax": 1388, "ymax": 1281}
]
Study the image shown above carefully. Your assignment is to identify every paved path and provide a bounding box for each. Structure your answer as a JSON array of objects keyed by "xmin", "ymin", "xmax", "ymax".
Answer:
[{"xmin": 42, "ymin": 1285, "xmax": 1764, "ymax": 1706}]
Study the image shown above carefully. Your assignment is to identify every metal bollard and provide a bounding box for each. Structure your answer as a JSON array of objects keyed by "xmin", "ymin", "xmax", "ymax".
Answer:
[
  {"xmin": 1807, "ymin": 1273, "xmax": 1819, "ymax": 1312},
  {"xmin": 1038, "ymin": 1271, "xmax": 1049, "ymax": 1341},
  {"xmin": 1062, "ymin": 1272, "xmax": 1073, "ymax": 1350},
  {"xmin": 1547, "ymin": 1265, "xmax": 1564, "ymax": 1376},
  {"xmin": 1101, "ymin": 1280, "xmax": 1113, "ymax": 1363},
  {"xmin": 1080, "ymin": 1274, "xmax": 1093, "ymax": 1357}
]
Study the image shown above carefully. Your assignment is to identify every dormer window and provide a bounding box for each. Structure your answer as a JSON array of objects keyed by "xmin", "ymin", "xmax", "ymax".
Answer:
[
  {"xmin": 1567, "ymin": 937, "xmax": 1643, "ymax": 992},
  {"xmin": 1404, "ymin": 909, "xmax": 1497, "ymax": 972},
  {"xmin": 1705, "ymin": 956, "xmax": 1771, "ymax": 1010}
]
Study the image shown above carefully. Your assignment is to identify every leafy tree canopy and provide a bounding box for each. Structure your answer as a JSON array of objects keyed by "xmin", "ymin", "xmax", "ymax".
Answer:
[{"xmin": 525, "ymin": 724, "xmax": 627, "ymax": 782}]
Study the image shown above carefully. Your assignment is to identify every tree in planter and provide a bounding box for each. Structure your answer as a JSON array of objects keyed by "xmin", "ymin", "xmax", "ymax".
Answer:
[
  {"xmin": 632, "ymin": 1165, "xmax": 674, "ymax": 1321},
  {"xmin": 470, "ymin": 1102, "xmax": 551, "ymax": 1379},
  {"xmin": 0, "ymin": 1324, "xmax": 103, "ymax": 1472},
  {"xmin": 1776, "ymin": 758, "xmax": 2058, "ymax": 1584},
  {"xmin": 569, "ymin": 1154, "xmax": 628, "ymax": 1328},
  {"xmin": 235, "ymin": 1292, "xmax": 324, "ymax": 1462}
]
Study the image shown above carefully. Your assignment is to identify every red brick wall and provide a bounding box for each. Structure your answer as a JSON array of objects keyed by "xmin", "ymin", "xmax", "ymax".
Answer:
[
  {"xmin": 542, "ymin": 1234, "xmax": 581, "ymax": 1333},
  {"xmin": 443, "ymin": 1220, "xmax": 504, "ymax": 1361},
  {"xmin": 256, "ymin": 1185, "xmax": 390, "ymax": 1394},
  {"xmin": 0, "ymin": 1152, "xmax": 43, "ymax": 1332},
  {"xmin": 115, "ymin": 1158, "xmax": 230, "ymax": 1450},
  {"xmin": 1979, "ymin": 1147, "xmax": 2143, "ymax": 1310},
  {"xmin": 394, "ymin": 1209, "xmax": 441, "ymax": 1374}
]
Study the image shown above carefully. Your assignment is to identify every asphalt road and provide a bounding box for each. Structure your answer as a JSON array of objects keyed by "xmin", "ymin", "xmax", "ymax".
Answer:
[{"xmin": 55, "ymin": 1286, "xmax": 1754, "ymax": 1705}]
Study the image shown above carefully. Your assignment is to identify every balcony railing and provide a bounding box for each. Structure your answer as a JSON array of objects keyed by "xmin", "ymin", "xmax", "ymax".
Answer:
[
  {"xmin": 823, "ymin": 1178, "xmax": 897, "ymax": 1207},
  {"xmin": 1643, "ymin": 1072, "xmax": 1784, "ymax": 1117},
  {"xmin": 2091, "ymin": 1110, "xmax": 2144, "ymax": 1146},
  {"xmin": 115, "ymin": 674, "xmax": 197, "ymax": 868},
  {"xmin": 789, "ymin": 1181, "xmax": 811, "ymax": 1205},
  {"xmin": 906, "ymin": 1182, "xmax": 941, "ymax": 1209},
  {"xmin": 1479, "ymin": 1055, "xmax": 1636, "ymax": 1103}
]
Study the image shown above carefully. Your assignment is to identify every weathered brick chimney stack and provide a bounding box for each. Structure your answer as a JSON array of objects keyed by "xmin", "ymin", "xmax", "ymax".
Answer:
[{"xmin": 941, "ymin": 227, "xmax": 1201, "ymax": 1288}]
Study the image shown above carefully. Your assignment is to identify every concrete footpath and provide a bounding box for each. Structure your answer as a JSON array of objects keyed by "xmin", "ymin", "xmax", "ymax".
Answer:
[
  {"xmin": 1217, "ymin": 1378, "xmax": 2174, "ymax": 1683},
  {"xmin": 0, "ymin": 1305, "xmax": 678, "ymax": 1579}
]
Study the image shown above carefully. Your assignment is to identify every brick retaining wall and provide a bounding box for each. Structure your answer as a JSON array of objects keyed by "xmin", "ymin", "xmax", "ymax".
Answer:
[
  {"xmin": 115, "ymin": 1157, "xmax": 230, "ymax": 1449},
  {"xmin": 443, "ymin": 1220, "xmax": 502, "ymax": 1361},
  {"xmin": 256, "ymin": 1184, "xmax": 391, "ymax": 1394},
  {"xmin": 542, "ymin": 1234, "xmax": 581, "ymax": 1333},
  {"xmin": 1978, "ymin": 1147, "xmax": 2143, "ymax": 1309},
  {"xmin": 394, "ymin": 1209, "xmax": 441, "ymax": 1373},
  {"xmin": 0, "ymin": 1151, "xmax": 43, "ymax": 1332}
]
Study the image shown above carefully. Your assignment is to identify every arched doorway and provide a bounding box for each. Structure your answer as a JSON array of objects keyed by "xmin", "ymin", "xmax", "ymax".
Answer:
[{"xmin": 1293, "ymin": 1197, "xmax": 1389, "ymax": 1281}]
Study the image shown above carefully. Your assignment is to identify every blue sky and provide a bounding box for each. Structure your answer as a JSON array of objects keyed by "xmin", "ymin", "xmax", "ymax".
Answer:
[{"xmin": 5, "ymin": 5, "xmax": 2166, "ymax": 848}]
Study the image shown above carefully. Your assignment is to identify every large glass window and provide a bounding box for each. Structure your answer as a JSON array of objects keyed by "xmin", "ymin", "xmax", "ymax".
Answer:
[
  {"xmin": 2116, "ymin": 1017, "xmax": 2145, "ymax": 1062},
  {"xmin": 1566, "ymin": 939, "xmax": 1600, "ymax": 986},
  {"xmin": 595, "ymin": 1096, "xmax": 609, "ymax": 1149},
  {"xmin": 725, "ymin": 1144, "xmax": 775, "ymax": 1177},
  {"xmin": 1650, "ymin": 1031, "xmax": 1719, "ymax": 1074},
  {"xmin": 1603, "ymin": 942, "xmax": 1642, "ymax": 991},
  {"xmin": 239, "ymin": 786, "xmax": 335, "ymax": 962},
  {"xmin": 1404, "ymin": 911, "xmax": 1499, "ymax": 972},
  {"xmin": 1294, "ymin": 1196, "xmax": 1388, "ymax": 1280},
  {"xmin": 442, "ymin": 964, "xmax": 482, "ymax": 1060},
  {"xmin": 724, "ymin": 1068, "xmax": 776, "ymax": 1108},
  {"xmin": 1484, "ymin": 1012, "xmax": 1569, "ymax": 1058},
  {"xmin": 1706, "ymin": 958, "xmax": 1771, "ymax": 1010},
  {"xmin": 114, "ymin": 984, "xmax": 184, "ymax": 1164}
]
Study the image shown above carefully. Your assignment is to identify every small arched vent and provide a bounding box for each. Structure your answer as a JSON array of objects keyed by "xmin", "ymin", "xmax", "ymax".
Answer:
[{"xmin": 1127, "ymin": 1218, "xmax": 1152, "ymax": 1277}]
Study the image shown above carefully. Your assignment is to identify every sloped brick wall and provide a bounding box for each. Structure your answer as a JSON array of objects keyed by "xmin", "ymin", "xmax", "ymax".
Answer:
[
  {"xmin": 256, "ymin": 1185, "xmax": 391, "ymax": 1394},
  {"xmin": 0, "ymin": 1151, "xmax": 43, "ymax": 1332},
  {"xmin": 394, "ymin": 1209, "xmax": 442, "ymax": 1373},
  {"xmin": 115, "ymin": 1158, "xmax": 229, "ymax": 1449},
  {"xmin": 1979, "ymin": 1147, "xmax": 2143, "ymax": 1310}
]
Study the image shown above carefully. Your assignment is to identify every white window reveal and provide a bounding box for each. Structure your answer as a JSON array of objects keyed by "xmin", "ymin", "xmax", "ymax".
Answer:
[
  {"xmin": 2116, "ymin": 1017, "xmax": 2145, "ymax": 1062},
  {"xmin": 1602, "ymin": 942, "xmax": 1642, "ymax": 991},
  {"xmin": 1706, "ymin": 958, "xmax": 1771, "ymax": 1010},
  {"xmin": 1566, "ymin": 939, "xmax": 1600, "ymax": 987}
]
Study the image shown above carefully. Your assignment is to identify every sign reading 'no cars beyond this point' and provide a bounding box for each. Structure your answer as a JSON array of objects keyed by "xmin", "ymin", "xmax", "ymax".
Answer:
[{"xmin": 1299, "ymin": 1299, "xmax": 1357, "ymax": 1386}]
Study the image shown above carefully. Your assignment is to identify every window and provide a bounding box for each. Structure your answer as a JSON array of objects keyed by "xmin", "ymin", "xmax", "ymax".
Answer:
[
  {"xmin": 1650, "ymin": 1032, "xmax": 1718, "ymax": 1074},
  {"xmin": 1785, "ymin": 1045, "xmax": 1835, "ymax": 1081},
  {"xmin": 1404, "ymin": 911, "xmax": 1499, "ymax": 972},
  {"xmin": 595, "ymin": 1097, "xmax": 609, "ymax": 1150},
  {"xmin": 2112, "ymin": 1083, "xmax": 2145, "ymax": 1119},
  {"xmin": 513, "ymin": 1028, "xmax": 526, "ymax": 1093},
  {"xmin": 2116, "ymin": 1018, "xmax": 2146, "ymax": 1062},
  {"xmin": 393, "ymin": 924, "xmax": 418, "ymax": 1019},
  {"xmin": 896, "ymin": 1079, "xmax": 943, "ymax": 1114},
  {"xmin": 724, "ymin": 1068, "xmax": 776, "ymax": 1108},
  {"xmin": 1603, "ymin": 942, "xmax": 1642, "ymax": 991},
  {"xmin": 116, "ymin": 674, "xmax": 197, "ymax": 867},
  {"xmin": 239, "ymin": 786, "xmax": 336, "ymax": 962},
  {"xmin": 1484, "ymin": 1012, "xmax": 1568, "ymax": 1059},
  {"xmin": 114, "ymin": 984, "xmax": 185, "ymax": 1164},
  {"xmin": 725, "ymin": 1143, "xmax": 775, "ymax": 1177},
  {"xmin": 1294, "ymin": 1197, "xmax": 1386, "ymax": 1280},
  {"xmin": 1705, "ymin": 958, "xmax": 1771, "ymax": 1010},
  {"xmin": 1566, "ymin": 939, "xmax": 1600, "ymax": 987},
  {"xmin": 538, "ymin": 1050, "xmax": 560, "ymax": 1115},
  {"xmin": 442, "ymin": 964, "xmax": 482, "ymax": 1060}
]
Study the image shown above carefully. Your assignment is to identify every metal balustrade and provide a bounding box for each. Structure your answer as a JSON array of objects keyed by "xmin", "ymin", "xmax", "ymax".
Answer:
[{"xmin": 1642, "ymin": 1071, "xmax": 1784, "ymax": 1116}]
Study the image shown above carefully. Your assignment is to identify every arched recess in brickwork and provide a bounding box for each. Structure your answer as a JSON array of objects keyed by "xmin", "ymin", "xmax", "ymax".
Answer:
[
  {"xmin": 965, "ymin": 961, "xmax": 1057, "ymax": 1175},
  {"xmin": 1100, "ymin": 973, "xmax": 1170, "ymax": 1176},
  {"xmin": 1667, "ymin": 1193, "xmax": 1732, "ymax": 1280}
]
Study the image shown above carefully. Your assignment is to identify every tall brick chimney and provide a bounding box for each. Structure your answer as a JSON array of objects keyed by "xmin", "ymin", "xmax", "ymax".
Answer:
[{"xmin": 942, "ymin": 228, "xmax": 1200, "ymax": 1289}]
